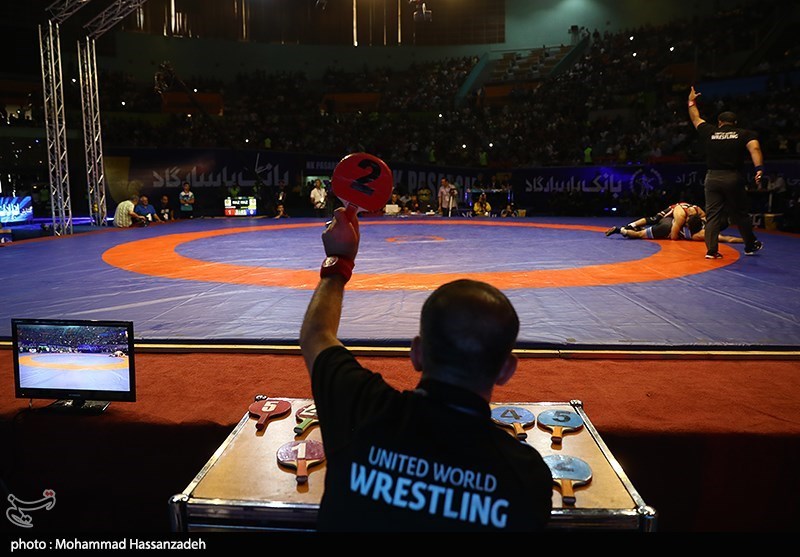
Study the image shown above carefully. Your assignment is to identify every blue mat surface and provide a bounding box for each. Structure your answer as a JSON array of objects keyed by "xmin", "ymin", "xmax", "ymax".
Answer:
[{"xmin": 1, "ymin": 216, "xmax": 798, "ymax": 349}]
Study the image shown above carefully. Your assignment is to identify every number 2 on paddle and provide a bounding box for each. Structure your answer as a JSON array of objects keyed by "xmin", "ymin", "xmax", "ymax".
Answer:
[{"xmin": 350, "ymin": 159, "xmax": 381, "ymax": 196}]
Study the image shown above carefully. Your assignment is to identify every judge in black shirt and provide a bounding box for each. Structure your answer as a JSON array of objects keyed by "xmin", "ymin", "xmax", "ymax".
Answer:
[
  {"xmin": 299, "ymin": 207, "xmax": 552, "ymax": 532},
  {"xmin": 688, "ymin": 86, "xmax": 764, "ymax": 259}
]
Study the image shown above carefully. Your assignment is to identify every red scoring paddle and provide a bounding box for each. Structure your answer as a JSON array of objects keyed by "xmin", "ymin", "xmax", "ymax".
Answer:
[
  {"xmin": 331, "ymin": 152, "xmax": 393, "ymax": 215},
  {"xmin": 277, "ymin": 440, "xmax": 326, "ymax": 485},
  {"xmin": 248, "ymin": 398, "xmax": 291, "ymax": 431},
  {"xmin": 294, "ymin": 403, "xmax": 319, "ymax": 437}
]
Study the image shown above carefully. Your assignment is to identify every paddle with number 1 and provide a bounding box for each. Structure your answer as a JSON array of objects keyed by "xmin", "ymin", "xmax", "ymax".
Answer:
[
  {"xmin": 331, "ymin": 152, "xmax": 393, "ymax": 217},
  {"xmin": 277, "ymin": 440, "xmax": 326, "ymax": 485},
  {"xmin": 248, "ymin": 398, "xmax": 291, "ymax": 431}
]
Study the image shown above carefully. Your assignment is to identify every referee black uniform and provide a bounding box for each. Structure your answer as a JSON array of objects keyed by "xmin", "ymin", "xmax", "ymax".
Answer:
[{"xmin": 688, "ymin": 87, "xmax": 764, "ymax": 258}]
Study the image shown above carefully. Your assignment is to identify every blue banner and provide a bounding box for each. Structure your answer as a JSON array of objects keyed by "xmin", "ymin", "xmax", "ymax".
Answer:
[
  {"xmin": 0, "ymin": 196, "xmax": 33, "ymax": 223},
  {"xmin": 103, "ymin": 147, "xmax": 800, "ymax": 217}
]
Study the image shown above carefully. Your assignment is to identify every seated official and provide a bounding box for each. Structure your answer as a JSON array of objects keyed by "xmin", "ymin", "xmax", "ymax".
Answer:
[
  {"xmin": 157, "ymin": 195, "xmax": 175, "ymax": 222},
  {"xmin": 113, "ymin": 195, "xmax": 147, "ymax": 228},
  {"xmin": 133, "ymin": 195, "xmax": 162, "ymax": 224},
  {"xmin": 299, "ymin": 208, "xmax": 553, "ymax": 532},
  {"xmin": 500, "ymin": 203, "xmax": 518, "ymax": 218},
  {"xmin": 473, "ymin": 193, "xmax": 492, "ymax": 217}
]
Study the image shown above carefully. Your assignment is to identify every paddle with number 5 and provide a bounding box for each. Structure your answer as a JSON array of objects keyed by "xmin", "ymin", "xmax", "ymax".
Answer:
[
  {"xmin": 537, "ymin": 409, "xmax": 584, "ymax": 445},
  {"xmin": 248, "ymin": 398, "xmax": 291, "ymax": 431}
]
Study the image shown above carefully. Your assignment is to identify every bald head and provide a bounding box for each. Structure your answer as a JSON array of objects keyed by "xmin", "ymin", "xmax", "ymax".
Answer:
[{"xmin": 418, "ymin": 280, "xmax": 519, "ymax": 389}]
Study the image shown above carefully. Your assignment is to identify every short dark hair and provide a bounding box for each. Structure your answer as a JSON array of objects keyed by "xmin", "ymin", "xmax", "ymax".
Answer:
[
  {"xmin": 718, "ymin": 111, "xmax": 738, "ymax": 124},
  {"xmin": 687, "ymin": 214, "xmax": 704, "ymax": 235},
  {"xmin": 420, "ymin": 280, "xmax": 519, "ymax": 383}
]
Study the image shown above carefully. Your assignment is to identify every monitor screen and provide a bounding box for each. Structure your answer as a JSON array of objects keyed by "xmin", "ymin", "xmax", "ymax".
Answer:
[
  {"xmin": 12, "ymin": 318, "xmax": 136, "ymax": 411},
  {"xmin": 224, "ymin": 196, "xmax": 258, "ymax": 216}
]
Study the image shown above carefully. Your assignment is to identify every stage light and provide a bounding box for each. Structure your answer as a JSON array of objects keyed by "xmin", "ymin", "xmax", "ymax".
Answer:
[
  {"xmin": 121, "ymin": 101, "xmax": 126, "ymax": 106},
  {"xmin": 629, "ymin": 36, "xmax": 634, "ymax": 41},
  {"xmin": 632, "ymin": 52, "xmax": 637, "ymax": 57},
  {"xmin": 669, "ymin": 46, "xmax": 675, "ymax": 52}
]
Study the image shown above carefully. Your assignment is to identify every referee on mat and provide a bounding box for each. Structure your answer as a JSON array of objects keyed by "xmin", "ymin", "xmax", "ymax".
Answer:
[{"xmin": 688, "ymin": 86, "xmax": 764, "ymax": 259}]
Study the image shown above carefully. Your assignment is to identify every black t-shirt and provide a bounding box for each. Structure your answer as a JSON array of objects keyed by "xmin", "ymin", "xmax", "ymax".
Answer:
[
  {"xmin": 696, "ymin": 122, "xmax": 758, "ymax": 172},
  {"xmin": 311, "ymin": 346, "xmax": 553, "ymax": 532}
]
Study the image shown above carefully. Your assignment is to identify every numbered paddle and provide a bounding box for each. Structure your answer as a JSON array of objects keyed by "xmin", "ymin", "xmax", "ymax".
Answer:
[
  {"xmin": 544, "ymin": 454, "xmax": 592, "ymax": 506},
  {"xmin": 491, "ymin": 406, "xmax": 536, "ymax": 440},
  {"xmin": 248, "ymin": 398, "xmax": 291, "ymax": 431},
  {"xmin": 293, "ymin": 403, "xmax": 319, "ymax": 436},
  {"xmin": 277, "ymin": 440, "xmax": 326, "ymax": 485},
  {"xmin": 331, "ymin": 152, "xmax": 393, "ymax": 215},
  {"xmin": 537, "ymin": 409, "xmax": 584, "ymax": 445}
]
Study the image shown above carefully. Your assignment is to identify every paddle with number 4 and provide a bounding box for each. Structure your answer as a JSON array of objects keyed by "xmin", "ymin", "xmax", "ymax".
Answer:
[
  {"xmin": 544, "ymin": 454, "xmax": 593, "ymax": 506},
  {"xmin": 491, "ymin": 406, "xmax": 536, "ymax": 439},
  {"xmin": 248, "ymin": 398, "xmax": 291, "ymax": 431},
  {"xmin": 537, "ymin": 409, "xmax": 584, "ymax": 445},
  {"xmin": 293, "ymin": 403, "xmax": 319, "ymax": 437},
  {"xmin": 277, "ymin": 440, "xmax": 326, "ymax": 485}
]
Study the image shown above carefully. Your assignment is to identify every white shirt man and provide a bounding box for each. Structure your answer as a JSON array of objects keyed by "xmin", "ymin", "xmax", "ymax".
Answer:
[
  {"xmin": 310, "ymin": 180, "xmax": 327, "ymax": 212},
  {"xmin": 437, "ymin": 178, "xmax": 459, "ymax": 215}
]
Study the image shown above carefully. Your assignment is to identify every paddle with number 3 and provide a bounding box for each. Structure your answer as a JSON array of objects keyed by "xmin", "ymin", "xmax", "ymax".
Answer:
[
  {"xmin": 537, "ymin": 409, "xmax": 584, "ymax": 445},
  {"xmin": 491, "ymin": 406, "xmax": 536, "ymax": 439},
  {"xmin": 544, "ymin": 454, "xmax": 593, "ymax": 506},
  {"xmin": 293, "ymin": 403, "xmax": 319, "ymax": 436},
  {"xmin": 277, "ymin": 440, "xmax": 325, "ymax": 485},
  {"xmin": 248, "ymin": 399, "xmax": 291, "ymax": 431}
]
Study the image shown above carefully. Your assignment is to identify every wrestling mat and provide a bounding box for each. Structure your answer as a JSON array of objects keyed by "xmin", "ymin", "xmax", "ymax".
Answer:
[{"xmin": 1, "ymin": 216, "xmax": 798, "ymax": 351}]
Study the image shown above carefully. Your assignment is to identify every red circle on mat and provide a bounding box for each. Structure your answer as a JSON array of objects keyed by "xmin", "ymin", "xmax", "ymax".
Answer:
[{"xmin": 102, "ymin": 220, "xmax": 739, "ymax": 291}]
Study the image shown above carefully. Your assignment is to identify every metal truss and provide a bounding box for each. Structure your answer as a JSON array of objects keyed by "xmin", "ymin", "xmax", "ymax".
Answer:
[
  {"xmin": 38, "ymin": 1, "xmax": 149, "ymax": 232},
  {"xmin": 39, "ymin": 20, "xmax": 73, "ymax": 236},
  {"xmin": 47, "ymin": 0, "xmax": 95, "ymax": 24},
  {"xmin": 78, "ymin": 37, "xmax": 107, "ymax": 226},
  {"xmin": 84, "ymin": 0, "xmax": 149, "ymax": 39}
]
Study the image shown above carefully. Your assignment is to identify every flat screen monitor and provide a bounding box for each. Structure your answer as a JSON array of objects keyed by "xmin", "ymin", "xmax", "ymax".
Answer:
[
  {"xmin": 12, "ymin": 318, "xmax": 136, "ymax": 414},
  {"xmin": 224, "ymin": 196, "xmax": 257, "ymax": 216}
]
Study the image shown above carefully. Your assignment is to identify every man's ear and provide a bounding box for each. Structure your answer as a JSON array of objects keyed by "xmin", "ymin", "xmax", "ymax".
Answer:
[
  {"xmin": 495, "ymin": 353, "xmax": 518, "ymax": 386},
  {"xmin": 410, "ymin": 336, "xmax": 424, "ymax": 372}
]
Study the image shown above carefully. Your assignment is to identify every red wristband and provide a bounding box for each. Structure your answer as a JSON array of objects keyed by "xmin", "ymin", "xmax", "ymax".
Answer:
[{"xmin": 320, "ymin": 256, "xmax": 354, "ymax": 283}]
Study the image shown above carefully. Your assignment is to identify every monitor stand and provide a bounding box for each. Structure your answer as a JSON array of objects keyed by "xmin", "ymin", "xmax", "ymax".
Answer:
[{"xmin": 42, "ymin": 399, "xmax": 110, "ymax": 415}]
